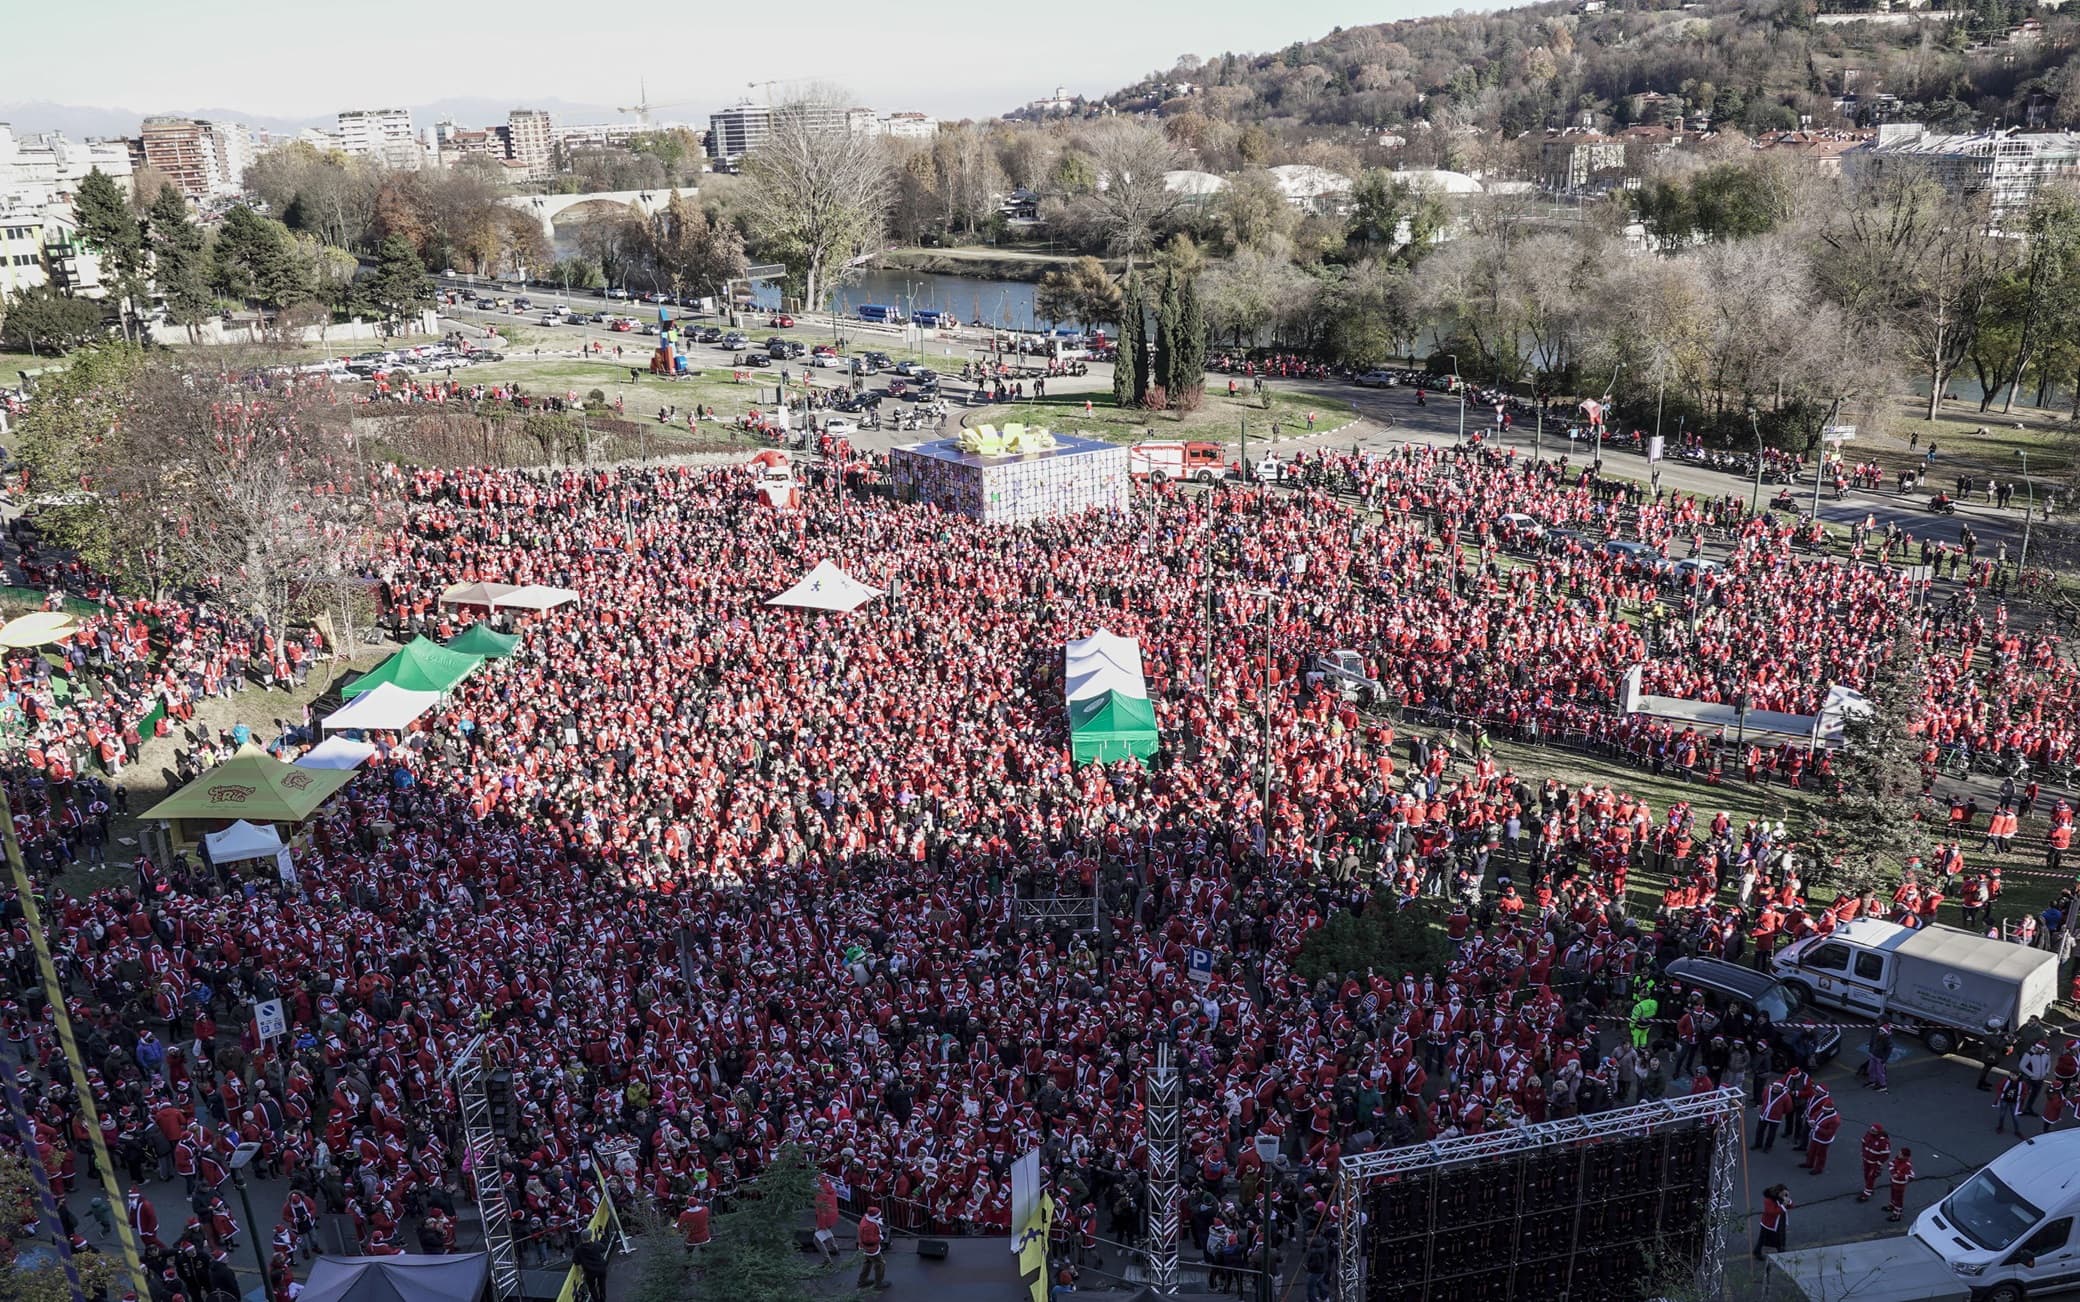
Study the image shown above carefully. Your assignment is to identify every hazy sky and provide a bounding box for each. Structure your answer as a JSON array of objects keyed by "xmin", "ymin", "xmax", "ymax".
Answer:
[{"xmin": 9, "ymin": 0, "xmax": 1449, "ymax": 125}]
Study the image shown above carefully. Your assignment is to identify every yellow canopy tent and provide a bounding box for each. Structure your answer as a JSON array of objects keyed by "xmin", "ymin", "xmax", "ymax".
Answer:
[{"xmin": 142, "ymin": 743, "xmax": 356, "ymax": 838}]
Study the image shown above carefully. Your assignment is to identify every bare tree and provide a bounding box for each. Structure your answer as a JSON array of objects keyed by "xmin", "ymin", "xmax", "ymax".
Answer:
[
  {"xmin": 740, "ymin": 89, "xmax": 894, "ymax": 311},
  {"xmin": 105, "ymin": 361, "xmax": 383, "ymax": 631},
  {"xmin": 1818, "ymin": 177, "xmax": 2009, "ymax": 421},
  {"xmin": 1079, "ymin": 121, "xmax": 1184, "ymax": 267}
]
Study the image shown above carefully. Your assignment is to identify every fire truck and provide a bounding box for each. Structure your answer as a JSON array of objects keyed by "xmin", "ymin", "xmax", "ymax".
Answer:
[{"xmin": 1127, "ymin": 440, "xmax": 1229, "ymax": 484}]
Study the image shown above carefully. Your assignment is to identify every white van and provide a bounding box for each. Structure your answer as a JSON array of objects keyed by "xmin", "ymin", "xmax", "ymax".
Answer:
[{"xmin": 1914, "ymin": 1130, "xmax": 2080, "ymax": 1300}]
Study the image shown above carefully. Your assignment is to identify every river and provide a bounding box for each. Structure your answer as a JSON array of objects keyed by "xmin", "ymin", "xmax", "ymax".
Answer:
[
  {"xmin": 748, "ymin": 268, "xmax": 1045, "ymax": 332},
  {"xmin": 548, "ymin": 227, "xmax": 1046, "ymax": 330}
]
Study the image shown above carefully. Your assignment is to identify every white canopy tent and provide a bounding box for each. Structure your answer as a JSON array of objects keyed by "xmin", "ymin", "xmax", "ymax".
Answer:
[
  {"xmin": 203, "ymin": 820, "xmax": 285, "ymax": 865},
  {"xmin": 321, "ymin": 683, "xmax": 442, "ymax": 733},
  {"xmin": 1065, "ymin": 630, "xmax": 1144, "ymax": 679},
  {"xmin": 765, "ymin": 560, "xmax": 886, "ymax": 615},
  {"xmin": 1066, "ymin": 659, "xmax": 1148, "ymax": 703},
  {"xmin": 294, "ymin": 737, "xmax": 377, "ymax": 770},
  {"xmin": 438, "ymin": 581, "xmax": 520, "ymax": 607},
  {"xmin": 496, "ymin": 584, "xmax": 580, "ymax": 611}
]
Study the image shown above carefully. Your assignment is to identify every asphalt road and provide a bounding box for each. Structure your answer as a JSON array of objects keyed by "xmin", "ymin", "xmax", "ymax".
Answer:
[{"xmin": 1286, "ymin": 378, "xmax": 2037, "ymax": 557}]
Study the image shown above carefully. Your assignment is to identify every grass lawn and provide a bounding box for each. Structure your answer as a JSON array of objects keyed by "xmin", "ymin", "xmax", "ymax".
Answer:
[
  {"xmin": 0, "ymin": 351, "xmax": 64, "ymax": 382},
  {"xmin": 1878, "ymin": 396, "xmax": 2078, "ymax": 483},
  {"xmin": 966, "ymin": 388, "xmax": 1357, "ymax": 446}
]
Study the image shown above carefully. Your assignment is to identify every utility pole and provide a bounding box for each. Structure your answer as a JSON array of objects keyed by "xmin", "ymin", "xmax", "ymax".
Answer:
[{"xmin": 1749, "ymin": 405, "xmax": 1764, "ymax": 513}]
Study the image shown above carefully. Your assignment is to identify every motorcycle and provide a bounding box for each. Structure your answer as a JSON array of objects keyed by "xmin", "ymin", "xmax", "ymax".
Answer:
[{"xmin": 1926, "ymin": 494, "xmax": 1956, "ymax": 515}]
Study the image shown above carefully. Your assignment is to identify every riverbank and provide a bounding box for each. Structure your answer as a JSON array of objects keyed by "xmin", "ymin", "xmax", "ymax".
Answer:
[{"xmin": 875, "ymin": 246, "xmax": 1113, "ymax": 284}]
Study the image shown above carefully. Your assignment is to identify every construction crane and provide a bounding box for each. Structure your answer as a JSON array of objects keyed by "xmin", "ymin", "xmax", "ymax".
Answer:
[{"xmin": 618, "ymin": 80, "xmax": 692, "ymax": 128}]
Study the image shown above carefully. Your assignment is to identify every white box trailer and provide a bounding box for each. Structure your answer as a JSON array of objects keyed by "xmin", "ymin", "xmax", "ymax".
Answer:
[
  {"xmin": 1774, "ymin": 918, "xmax": 2057, "ymax": 1056},
  {"xmin": 1765, "ymin": 1237, "xmax": 1969, "ymax": 1301}
]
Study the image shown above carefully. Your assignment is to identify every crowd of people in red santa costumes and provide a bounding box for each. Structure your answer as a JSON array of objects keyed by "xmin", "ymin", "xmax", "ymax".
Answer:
[{"xmin": 0, "ymin": 441, "xmax": 2072, "ymax": 1299}]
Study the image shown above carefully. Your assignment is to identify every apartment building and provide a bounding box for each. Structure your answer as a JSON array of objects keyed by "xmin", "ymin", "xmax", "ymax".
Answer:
[{"xmin": 337, "ymin": 108, "xmax": 423, "ymax": 170}]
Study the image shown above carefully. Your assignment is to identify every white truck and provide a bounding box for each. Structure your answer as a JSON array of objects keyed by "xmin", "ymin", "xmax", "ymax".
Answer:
[
  {"xmin": 1913, "ymin": 1131, "xmax": 2080, "ymax": 1301},
  {"xmin": 1304, "ymin": 651, "xmax": 1387, "ymax": 706},
  {"xmin": 1772, "ymin": 918, "xmax": 2057, "ymax": 1056},
  {"xmin": 1767, "ymin": 1131, "xmax": 2080, "ymax": 1301}
]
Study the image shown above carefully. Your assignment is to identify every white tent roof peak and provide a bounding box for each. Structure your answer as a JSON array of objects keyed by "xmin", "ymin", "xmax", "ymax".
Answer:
[
  {"xmin": 295, "ymin": 736, "xmax": 376, "ymax": 770},
  {"xmin": 321, "ymin": 683, "xmax": 441, "ymax": 733},
  {"xmin": 203, "ymin": 820, "xmax": 285, "ymax": 864},
  {"xmin": 766, "ymin": 560, "xmax": 886, "ymax": 614}
]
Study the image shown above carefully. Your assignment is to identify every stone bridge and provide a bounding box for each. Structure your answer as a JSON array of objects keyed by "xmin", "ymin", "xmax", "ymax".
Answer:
[{"xmin": 500, "ymin": 188, "xmax": 687, "ymax": 239}]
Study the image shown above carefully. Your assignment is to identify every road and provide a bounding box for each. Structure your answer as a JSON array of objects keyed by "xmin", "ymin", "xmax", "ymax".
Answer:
[
  {"xmin": 1278, "ymin": 378, "xmax": 2036, "ymax": 557},
  {"xmin": 425, "ymin": 279, "xmax": 2035, "ymax": 557}
]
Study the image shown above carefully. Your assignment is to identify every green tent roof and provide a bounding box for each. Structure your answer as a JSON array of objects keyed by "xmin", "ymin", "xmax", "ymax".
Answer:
[
  {"xmin": 1068, "ymin": 689, "xmax": 1158, "ymax": 765},
  {"xmin": 143, "ymin": 743, "xmax": 356, "ymax": 822},
  {"xmin": 445, "ymin": 623, "xmax": 520, "ymax": 659},
  {"xmin": 342, "ymin": 636, "xmax": 484, "ymax": 697}
]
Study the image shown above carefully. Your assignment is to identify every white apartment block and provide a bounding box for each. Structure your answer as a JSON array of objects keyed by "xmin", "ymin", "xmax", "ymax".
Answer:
[
  {"xmin": 0, "ymin": 127, "xmax": 135, "ymax": 210},
  {"xmin": 140, "ymin": 117, "xmax": 250, "ymax": 201},
  {"xmin": 1844, "ymin": 124, "xmax": 2080, "ymax": 226},
  {"xmin": 507, "ymin": 109, "xmax": 553, "ymax": 181},
  {"xmin": 338, "ymin": 108, "xmax": 423, "ymax": 170}
]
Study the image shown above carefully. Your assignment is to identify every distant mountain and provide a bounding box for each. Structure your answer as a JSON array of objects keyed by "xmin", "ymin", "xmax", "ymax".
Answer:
[{"xmin": 0, "ymin": 96, "xmax": 629, "ymax": 139}]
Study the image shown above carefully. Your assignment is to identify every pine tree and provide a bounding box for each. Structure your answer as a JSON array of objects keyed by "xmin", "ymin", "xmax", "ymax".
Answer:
[
  {"xmin": 692, "ymin": 1144, "xmax": 818, "ymax": 1302},
  {"xmin": 364, "ymin": 233, "xmax": 433, "ymax": 320},
  {"xmin": 72, "ymin": 168, "xmax": 147, "ymax": 338},
  {"xmin": 1114, "ymin": 275, "xmax": 1143, "ymax": 410},
  {"xmin": 144, "ymin": 186, "xmax": 214, "ymax": 341},
  {"xmin": 1800, "ymin": 631, "xmax": 1933, "ymax": 895},
  {"xmin": 212, "ymin": 205, "xmax": 311, "ymax": 310}
]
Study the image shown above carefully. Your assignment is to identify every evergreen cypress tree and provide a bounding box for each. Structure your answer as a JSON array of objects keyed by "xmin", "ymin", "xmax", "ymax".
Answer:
[
  {"xmin": 1173, "ymin": 272, "xmax": 1208, "ymax": 412},
  {"xmin": 1153, "ymin": 273, "xmax": 1182, "ymax": 407},
  {"xmin": 1113, "ymin": 275, "xmax": 1141, "ymax": 411}
]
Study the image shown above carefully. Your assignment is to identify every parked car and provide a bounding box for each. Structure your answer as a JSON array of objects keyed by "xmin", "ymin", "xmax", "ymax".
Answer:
[
  {"xmin": 719, "ymin": 332, "xmax": 748, "ymax": 349},
  {"xmin": 609, "ymin": 319, "xmax": 634, "ymax": 332},
  {"xmin": 696, "ymin": 326, "xmax": 722, "ymax": 343},
  {"xmin": 537, "ymin": 315, "xmax": 560, "ymax": 326},
  {"xmin": 894, "ymin": 361, "xmax": 927, "ymax": 377},
  {"xmin": 1600, "ymin": 539, "xmax": 1671, "ymax": 575},
  {"xmin": 769, "ymin": 314, "xmax": 796, "ymax": 328},
  {"xmin": 605, "ymin": 288, "xmax": 630, "ymax": 299},
  {"xmin": 1664, "ymin": 956, "xmax": 1842, "ymax": 1064},
  {"xmin": 863, "ymin": 351, "xmax": 893, "ymax": 370},
  {"xmin": 474, "ymin": 298, "xmax": 497, "ymax": 310},
  {"xmin": 823, "ymin": 418, "xmax": 859, "ymax": 436},
  {"xmin": 1353, "ymin": 369, "xmax": 1400, "ymax": 388},
  {"xmin": 1495, "ymin": 512, "xmax": 1546, "ymax": 543}
]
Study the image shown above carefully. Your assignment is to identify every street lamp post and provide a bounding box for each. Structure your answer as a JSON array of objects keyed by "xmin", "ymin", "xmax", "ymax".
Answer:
[
  {"xmin": 1444, "ymin": 354, "xmax": 1466, "ymax": 444},
  {"xmin": 1748, "ymin": 405, "xmax": 1765, "ymax": 513},
  {"xmin": 1596, "ymin": 362, "xmax": 1622, "ymax": 476},
  {"xmin": 2016, "ymin": 448, "xmax": 2035, "ymax": 570}
]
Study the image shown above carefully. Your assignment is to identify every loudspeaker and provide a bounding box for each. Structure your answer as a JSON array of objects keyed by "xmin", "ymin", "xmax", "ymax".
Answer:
[{"xmin": 916, "ymin": 1238, "xmax": 949, "ymax": 1261}]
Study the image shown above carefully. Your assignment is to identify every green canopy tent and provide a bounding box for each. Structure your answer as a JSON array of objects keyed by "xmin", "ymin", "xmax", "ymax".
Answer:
[
  {"xmin": 142, "ymin": 742, "xmax": 357, "ymax": 844},
  {"xmin": 445, "ymin": 624, "xmax": 520, "ymax": 659},
  {"xmin": 342, "ymin": 636, "xmax": 484, "ymax": 697},
  {"xmin": 1068, "ymin": 690, "xmax": 1159, "ymax": 765}
]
